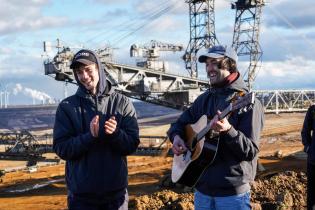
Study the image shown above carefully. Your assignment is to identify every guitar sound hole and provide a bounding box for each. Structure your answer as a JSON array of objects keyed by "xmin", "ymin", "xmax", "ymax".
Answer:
[{"xmin": 191, "ymin": 141, "xmax": 197, "ymax": 150}]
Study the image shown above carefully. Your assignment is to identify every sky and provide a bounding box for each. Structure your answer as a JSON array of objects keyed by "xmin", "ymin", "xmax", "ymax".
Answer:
[{"xmin": 0, "ymin": 0, "xmax": 314, "ymax": 105}]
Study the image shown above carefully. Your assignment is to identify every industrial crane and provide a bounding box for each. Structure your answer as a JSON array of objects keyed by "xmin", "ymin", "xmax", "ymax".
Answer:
[{"xmin": 130, "ymin": 40, "xmax": 183, "ymax": 72}]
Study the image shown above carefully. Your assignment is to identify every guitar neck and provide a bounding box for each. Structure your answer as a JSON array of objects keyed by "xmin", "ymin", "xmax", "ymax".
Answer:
[
  {"xmin": 196, "ymin": 104, "xmax": 232, "ymax": 141},
  {"xmin": 194, "ymin": 92, "xmax": 254, "ymax": 143}
]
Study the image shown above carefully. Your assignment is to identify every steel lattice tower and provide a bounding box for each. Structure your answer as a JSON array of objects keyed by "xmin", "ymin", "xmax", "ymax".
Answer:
[
  {"xmin": 232, "ymin": 0, "xmax": 265, "ymax": 91},
  {"xmin": 183, "ymin": 0, "xmax": 218, "ymax": 78}
]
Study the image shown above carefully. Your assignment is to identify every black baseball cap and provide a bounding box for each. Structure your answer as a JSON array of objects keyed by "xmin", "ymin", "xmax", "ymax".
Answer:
[{"xmin": 70, "ymin": 49, "xmax": 97, "ymax": 69}]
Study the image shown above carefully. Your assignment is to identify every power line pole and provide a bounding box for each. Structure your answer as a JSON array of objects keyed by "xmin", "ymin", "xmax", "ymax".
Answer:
[
  {"xmin": 232, "ymin": 0, "xmax": 265, "ymax": 91},
  {"xmin": 183, "ymin": 0, "xmax": 219, "ymax": 78}
]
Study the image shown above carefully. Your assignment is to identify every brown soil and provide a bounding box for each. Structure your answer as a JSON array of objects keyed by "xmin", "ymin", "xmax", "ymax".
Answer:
[
  {"xmin": 0, "ymin": 112, "xmax": 308, "ymax": 210},
  {"xmin": 134, "ymin": 170, "xmax": 307, "ymax": 210}
]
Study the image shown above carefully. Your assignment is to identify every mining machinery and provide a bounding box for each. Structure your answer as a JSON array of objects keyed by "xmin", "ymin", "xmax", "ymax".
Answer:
[
  {"xmin": 182, "ymin": 0, "xmax": 264, "ymax": 90},
  {"xmin": 43, "ymin": 46, "xmax": 74, "ymax": 82},
  {"xmin": 43, "ymin": 40, "xmax": 208, "ymax": 109},
  {"xmin": 130, "ymin": 40, "xmax": 183, "ymax": 72},
  {"xmin": 183, "ymin": 0, "xmax": 219, "ymax": 78},
  {"xmin": 0, "ymin": 130, "xmax": 55, "ymax": 166},
  {"xmin": 232, "ymin": 0, "xmax": 265, "ymax": 90},
  {"xmin": 43, "ymin": 0, "xmax": 265, "ymax": 109}
]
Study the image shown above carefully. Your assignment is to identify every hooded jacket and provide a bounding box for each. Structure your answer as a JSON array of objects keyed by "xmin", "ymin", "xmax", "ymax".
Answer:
[
  {"xmin": 168, "ymin": 73, "xmax": 264, "ymax": 196},
  {"xmin": 301, "ymin": 105, "xmax": 315, "ymax": 164},
  {"xmin": 53, "ymin": 49, "xmax": 139, "ymax": 200}
]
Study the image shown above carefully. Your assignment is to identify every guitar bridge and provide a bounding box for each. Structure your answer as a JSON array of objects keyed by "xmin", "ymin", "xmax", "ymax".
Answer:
[{"xmin": 182, "ymin": 150, "xmax": 192, "ymax": 163}]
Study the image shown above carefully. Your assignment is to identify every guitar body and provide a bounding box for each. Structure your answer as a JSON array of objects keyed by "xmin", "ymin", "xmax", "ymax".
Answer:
[
  {"xmin": 171, "ymin": 115, "xmax": 219, "ymax": 187},
  {"xmin": 171, "ymin": 92, "xmax": 254, "ymax": 187}
]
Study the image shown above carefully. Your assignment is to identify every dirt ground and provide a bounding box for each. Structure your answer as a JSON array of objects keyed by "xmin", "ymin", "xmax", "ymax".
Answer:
[{"xmin": 0, "ymin": 112, "xmax": 308, "ymax": 210}]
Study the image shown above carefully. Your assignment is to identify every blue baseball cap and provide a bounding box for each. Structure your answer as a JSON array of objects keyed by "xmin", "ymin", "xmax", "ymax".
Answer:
[{"xmin": 198, "ymin": 45, "xmax": 238, "ymax": 63}]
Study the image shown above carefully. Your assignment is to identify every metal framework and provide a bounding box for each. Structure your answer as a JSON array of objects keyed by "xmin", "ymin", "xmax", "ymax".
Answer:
[
  {"xmin": 183, "ymin": 0, "xmax": 218, "ymax": 78},
  {"xmin": 232, "ymin": 0, "xmax": 265, "ymax": 91},
  {"xmin": 0, "ymin": 133, "xmax": 172, "ymax": 158},
  {"xmin": 0, "ymin": 130, "xmax": 54, "ymax": 166},
  {"xmin": 43, "ymin": 47, "xmax": 315, "ymax": 113},
  {"xmin": 255, "ymin": 90, "xmax": 315, "ymax": 114}
]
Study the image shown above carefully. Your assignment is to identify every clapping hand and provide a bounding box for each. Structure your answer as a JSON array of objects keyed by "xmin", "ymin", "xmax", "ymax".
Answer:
[
  {"xmin": 90, "ymin": 115, "xmax": 99, "ymax": 137},
  {"xmin": 104, "ymin": 116, "xmax": 117, "ymax": 134}
]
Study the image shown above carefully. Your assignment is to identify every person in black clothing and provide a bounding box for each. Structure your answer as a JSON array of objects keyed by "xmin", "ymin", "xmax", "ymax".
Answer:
[
  {"xmin": 168, "ymin": 45, "xmax": 264, "ymax": 210},
  {"xmin": 301, "ymin": 105, "xmax": 315, "ymax": 210},
  {"xmin": 53, "ymin": 49, "xmax": 139, "ymax": 210}
]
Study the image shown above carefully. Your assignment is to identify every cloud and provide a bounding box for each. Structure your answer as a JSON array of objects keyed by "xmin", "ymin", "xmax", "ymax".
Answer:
[
  {"xmin": 0, "ymin": 50, "xmax": 43, "ymax": 78},
  {"xmin": 137, "ymin": 15, "xmax": 186, "ymax": 39},
  {"xmin": 0, "ymin": 17, "xmax": 68, "ymax": 35},
  {"xmin": 103, "ymin": 8, "xmax": 130, "ymax": 17},
  {"xmin": 0, "ymin": 47, "xmax": 14, "ymax": 55},
  {"xmin": 90, "ymin": 0, "xmax": 129, "ymax": 4},
  {"xmin": 264, "ymin": 1, "xmax": 315, "ymax": 29},
  {"xmin": 216, "ymin": 1, "xmax": 231, "ymax": 10},
  {"xmin": 259, "ymin": 23, "xmax": 315, "ymax": 62},
  {"xmin": 260, "ymin": 56, "xmax": 315, "ymax": 77},
  {"xmin": 81, "ymin": 0, "xmax": 230, "ymax": 49},
  {"xmin": 132, "ymin": 0, "xmax": 230, "ymax": 17},
  {"xmin": 254, "ymin": 56, "xmax": 315, "ymax": 89},
  {"xmin": 0, "ymin": 0, "xmax": 68, "ymax": 35},
  {"xmin": 133, "ymin": 0, "xmax": 186, "ymax": 15},
  {"xmin": 1, "ymin": 0, "xmax": 314, "ymax": 105}
]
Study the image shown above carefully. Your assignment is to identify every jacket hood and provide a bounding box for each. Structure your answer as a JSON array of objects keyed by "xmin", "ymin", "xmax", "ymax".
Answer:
[
  {"xmin": 72, "ymin": 49, "xmax": 107, "ymax": 97},
  {"xmin": 210, "ymin": 72, "xmax": 248, "ymax": 94},
  {"xmin": 75, "ymin": 79, "xmax": 114, "ymax": 99}
]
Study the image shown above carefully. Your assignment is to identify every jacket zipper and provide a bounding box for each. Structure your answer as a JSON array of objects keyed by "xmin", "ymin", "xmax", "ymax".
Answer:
[{"xmin": 94, "ymin": 95, "xmax": 99, "ymax": 115}]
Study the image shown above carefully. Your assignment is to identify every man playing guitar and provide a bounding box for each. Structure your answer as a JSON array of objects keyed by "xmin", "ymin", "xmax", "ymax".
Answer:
[{"xmin": 167, "ymin": 45, "xmax": 264, "ymax": 210}]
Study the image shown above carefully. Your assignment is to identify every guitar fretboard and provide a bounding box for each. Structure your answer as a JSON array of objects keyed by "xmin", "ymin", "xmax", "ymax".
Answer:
[
  {"xmin": 194, "ymin": 92, "xmax": 254, "ymax": 143},
  {"xmin": 196, "ymin": 103, "xmax": 232, "ymax": 141}
]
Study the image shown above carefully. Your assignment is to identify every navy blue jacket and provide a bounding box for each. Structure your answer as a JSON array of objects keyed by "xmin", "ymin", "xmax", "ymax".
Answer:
[
  {"xmin": 301, "ymin": 105, "xmax": 315, "ymax": 164},
  {"xmin": 168, "ymin": 73, "xmax": 264, "ymax": 196},
  {"xmin": 53, "ymin": 50, "xmax": 139, "ymax": 200}
]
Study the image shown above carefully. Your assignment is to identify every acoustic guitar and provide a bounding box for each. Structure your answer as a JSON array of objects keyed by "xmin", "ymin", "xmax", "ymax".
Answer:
[{"xmin": 171, "ymin": 92, "xmax": 255, "ymax": 187}]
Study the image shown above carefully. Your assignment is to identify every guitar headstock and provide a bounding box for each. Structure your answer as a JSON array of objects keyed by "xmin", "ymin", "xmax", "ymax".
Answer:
[
  {"xmin": 218, "ymin": 92, "xmax": 255, "ymax": 120},
  {"xmin": 232, "ymin": 92, "xmax": 255, "ymax": 111}
]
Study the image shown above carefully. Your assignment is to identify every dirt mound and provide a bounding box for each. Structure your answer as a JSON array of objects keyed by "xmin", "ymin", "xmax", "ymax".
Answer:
[
  {"xmin": 134, "ymin": 171, "xmax": 307, "ymax": 210},
  {"xmin": 251, "ymin": 171, "xmax": 307, "ymax": 209},
  {"xmin": 134, "ymin": 190, "xmax": 193, "ymax": 210}
]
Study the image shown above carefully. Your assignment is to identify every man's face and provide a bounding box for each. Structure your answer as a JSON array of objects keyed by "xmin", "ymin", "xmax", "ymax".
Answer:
[
  {"xmin": 206, "ymin": 57, "xmax": 230, "ymax": 85},
  {"xmin": 75, "ymin": 63, "xmax": 99, "ymax": 94}
]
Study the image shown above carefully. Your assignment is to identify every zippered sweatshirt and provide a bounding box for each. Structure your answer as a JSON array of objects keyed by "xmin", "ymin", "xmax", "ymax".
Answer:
[
  {"xmin": 168, "ymin": 74, "xmax": 264, "ymax": 196},
  {"xmin": 53, "ymin": 50, "xmax": 139, "ymax": 200},
  {"xmin": 301, "ymin": 105, "xmax": 315, "ymax": 164}
]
